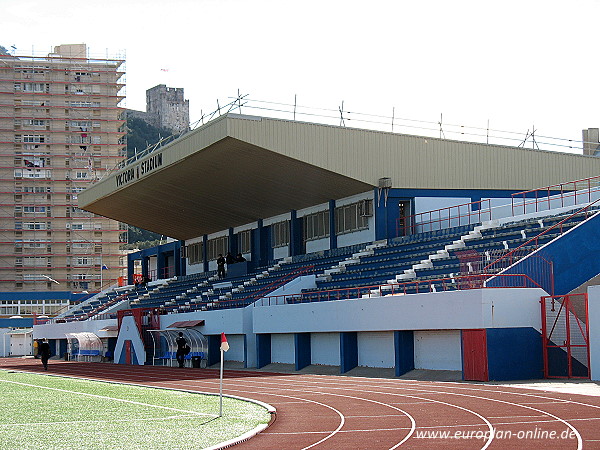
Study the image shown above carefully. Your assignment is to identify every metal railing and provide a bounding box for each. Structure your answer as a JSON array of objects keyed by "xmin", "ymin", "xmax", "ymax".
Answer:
[
  {"xmin": 399, "ymin": 199, "xmax": 491, "ymax": 236},
  {"xmin": 254, "ymin": 273, "xmax": 541, "ymax": 307},
  {"xmin": 511, "ymin": 175, "xmax": 600, "ymax": 216}
]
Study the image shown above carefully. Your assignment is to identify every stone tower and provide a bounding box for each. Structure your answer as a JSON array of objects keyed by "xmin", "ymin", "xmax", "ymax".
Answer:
[{"xmin": 146, "ymin": 84, "xmax": 190, "ymax": 134}]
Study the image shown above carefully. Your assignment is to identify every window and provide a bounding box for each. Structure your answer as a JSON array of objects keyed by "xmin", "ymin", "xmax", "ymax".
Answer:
[
  {"xmin": 23, "ymin": 83, "xmax": 48, "ymax": 92},
  {"xmin": 238, "ymin": 230, "xmax": 252, "ymax": 254},
  {"xmin": 207, "ymin": 236, "xmax": 228, "ymax": 261},
  {"xmin": 272, "ymin": 221, "xmax": 290, "ymax": 248},
  {"xmin": 335, "ymin": 200, "xmax": 372, "ymax": 235},
  {"xmin": 303, "ymin": 210, "xmax": 330, "ymax": 241},
  {"xmin": 23, "ymin": 119, "xmax": 45, "ymax": 127},
  {"xmin": 187, "ymin": 242, "xmax": 204, "ymax": 265},
  {"xmin": 23, "ymin": 222, "xmax": 47, "ymax": 230},
  {"xmin": 23, "ymin": 206, "xmax": 46, "ymax": 214},
  {"xmin": 22, "ymin": 135, "xmax": 45, "ymax": 143},
  {"xmin": 72, "ymin": 242, "xmax": 93, "ymax": 249},
  {"xmin": 23, "ymin": 257, "xmax": 47, "ymax": 267}
]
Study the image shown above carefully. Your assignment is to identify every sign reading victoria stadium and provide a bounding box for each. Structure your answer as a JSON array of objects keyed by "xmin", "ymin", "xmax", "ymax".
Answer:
[{"xmin": 115, "ymin": 152, "xmax": 163, "ymax": 188}]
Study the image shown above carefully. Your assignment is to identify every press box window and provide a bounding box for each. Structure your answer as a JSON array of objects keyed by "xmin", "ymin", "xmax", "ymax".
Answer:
[
  {"xmin": 238, "ymin": 230, "xmax": 252, "ymax": 254},
  {"xmin": 335, "ymin": 200, "xmax": 372, "ymax": 235},
  {"xmin": 303, "ymin": 210, "xmax": 330, "ymax": 241},
  {"xmin": 272, "ymin": 221, "xmax": 290, "ymax": 248}
]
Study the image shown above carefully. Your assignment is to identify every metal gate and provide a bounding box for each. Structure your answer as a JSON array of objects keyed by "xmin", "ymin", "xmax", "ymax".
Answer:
[{"xmin": 541, "ymin": 293, "xmax": 590, "ymax": 379}]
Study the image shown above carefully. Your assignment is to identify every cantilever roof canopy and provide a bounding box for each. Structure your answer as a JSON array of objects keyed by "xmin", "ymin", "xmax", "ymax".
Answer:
[{"xmin": 78, "ymin": 114, "xmax": 600, "ymax": 240}]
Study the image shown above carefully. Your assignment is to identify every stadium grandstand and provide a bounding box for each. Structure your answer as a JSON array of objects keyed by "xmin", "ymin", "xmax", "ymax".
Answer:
[{"xmin": 33, "ymin": 114, "xmax": 600, "ymax": 382}]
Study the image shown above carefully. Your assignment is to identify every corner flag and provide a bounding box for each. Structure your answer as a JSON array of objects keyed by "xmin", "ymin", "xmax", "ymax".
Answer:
[{"xmin": 220, "ymin": 332, "xmax": 229, "ymax": 352}]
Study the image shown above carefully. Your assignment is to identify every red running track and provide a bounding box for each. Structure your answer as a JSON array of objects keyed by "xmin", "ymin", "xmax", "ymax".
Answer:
[{"xmin": 2, "ymin": 358, "xmax": 600, "ymax": 449}]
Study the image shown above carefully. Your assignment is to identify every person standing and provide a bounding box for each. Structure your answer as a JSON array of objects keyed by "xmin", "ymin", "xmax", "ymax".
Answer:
[
  {"xmin": 216, "ymin": 254, "xmax": 226, "ymax": 279},
  {"xmin": 175, "ymin": 332, "xmax": 187, "ymax": 368},
  {"xmin": 38, "ymin": 338, "xmax": 51, "ymax": 370}
]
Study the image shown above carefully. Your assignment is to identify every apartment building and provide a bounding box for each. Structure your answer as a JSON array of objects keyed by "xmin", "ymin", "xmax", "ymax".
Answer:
[{"xmin": 0, "ymin": 44, "xmax": 127, "ymax": 292}]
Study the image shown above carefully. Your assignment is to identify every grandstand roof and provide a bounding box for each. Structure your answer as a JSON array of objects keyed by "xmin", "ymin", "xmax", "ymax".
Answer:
[{"xmin": 79, "ymin": 114, "xmax": 600, "ymax": 239}]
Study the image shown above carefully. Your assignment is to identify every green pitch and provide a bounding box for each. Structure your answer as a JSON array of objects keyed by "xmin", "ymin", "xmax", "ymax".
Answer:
[{"xmin": 0, "ymin": 370, "xmax": 271, "ymax": 449}]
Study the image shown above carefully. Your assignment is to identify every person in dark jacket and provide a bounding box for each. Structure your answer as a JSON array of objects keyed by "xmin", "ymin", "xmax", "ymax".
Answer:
[
  {"xmin": 175, "ymin": 332, "xmax": 187, "ymax": 368},
  {"xmin": 38, "ymin": 338, "xmax": 51, "ymax": 370},
  {"xmin": 216, "ymin": 254, "xmax": 226, "ymax": 279}
]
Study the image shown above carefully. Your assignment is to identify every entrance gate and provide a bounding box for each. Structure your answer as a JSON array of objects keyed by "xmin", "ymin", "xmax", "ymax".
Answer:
[{"xmin": 541, "ymin": 293, "xmax": 590, "ymax": 379}]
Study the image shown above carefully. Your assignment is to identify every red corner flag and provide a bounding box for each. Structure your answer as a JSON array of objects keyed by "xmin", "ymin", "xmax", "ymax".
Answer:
[{"xmin": 220, "ymin": 332, "xmax": 229, "ymax": 352}]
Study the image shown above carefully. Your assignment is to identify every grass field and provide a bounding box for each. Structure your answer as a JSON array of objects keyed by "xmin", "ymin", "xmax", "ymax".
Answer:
[{"xmin": 0, "ymin": 369, "xmax": 271, "ymax": 450}]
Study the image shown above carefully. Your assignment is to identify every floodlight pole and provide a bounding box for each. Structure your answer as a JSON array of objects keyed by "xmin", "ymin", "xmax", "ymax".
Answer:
[{"xmin": 219, "ymin": 348, "xmax": 224, "ymax": 417}]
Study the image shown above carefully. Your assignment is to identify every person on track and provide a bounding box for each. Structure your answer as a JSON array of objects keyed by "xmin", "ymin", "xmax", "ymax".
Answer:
[
  {"xmin": 175, "ymin": 332, "xmax": 188, "ymax": 368},
  {"xmin": 38, "ymin": 338, "xmax": 51, "ymax": 370}
]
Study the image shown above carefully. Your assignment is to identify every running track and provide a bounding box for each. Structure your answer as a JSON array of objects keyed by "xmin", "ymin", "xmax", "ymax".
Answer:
[{"xmin": 2, "ymin": 358, "xmax": 600, "ymax": 449}]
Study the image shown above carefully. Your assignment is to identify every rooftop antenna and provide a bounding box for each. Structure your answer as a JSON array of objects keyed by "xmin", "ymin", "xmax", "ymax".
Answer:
[
  {"xmin": 438, "ymin": 113, "xmax": 445, "ymax": 139},
  {"xmin": 237, "ymin": 89, "xmax": 242, "ymax": 113},
  {"xmin": 216, "ymin": 99, "xmax": 221, "ymax": 116},
  {"xmin": 531, "ymin": 124, "xmax": 539, "ymax": 149},
  {"xmin": 391, "ymin": 107, "xmax": 395, "ymax": 132},
  {"xmin": 487, "ymin": 119, "xmax": 489, "ymax": 144},
  {"xmin": 339, "ymin": 101, "xmax": 346, "ymax": 126},
  {"xmin": 293, "ymin": 94, "xmax": 297, "ymax": 121}
]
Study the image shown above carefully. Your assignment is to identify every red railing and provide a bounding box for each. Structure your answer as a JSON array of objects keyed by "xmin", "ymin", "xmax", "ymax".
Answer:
[
  {"xmin": 254, "ymin": 273, "xmax": 541, "ymax": 307},
  {"xmin": 398, "ymin": 199, "xmax": 491, "ymax": 236},
  {"xmin": 482, "ymin": 198, "xmax": 600, "ymax": 295},
  {"xmin": 511, "ymin": 174, "xmax": 600, "ymax": 216},
  {"xmin": 541, "ymin": 293, "xmax": 590, "ymax": 379}
]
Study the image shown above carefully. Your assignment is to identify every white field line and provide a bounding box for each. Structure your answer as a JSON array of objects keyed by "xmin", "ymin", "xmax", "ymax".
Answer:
[
  {"xmin": 0, "ymin": 379, "xmax": 218, "ymax": 418},
  {"xmin": 0, "ymin": 414, "xmax": 197, "ymax": 427}
]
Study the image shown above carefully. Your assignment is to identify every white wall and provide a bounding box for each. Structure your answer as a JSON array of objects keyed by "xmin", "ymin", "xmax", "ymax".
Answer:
[
  {"xmin": 225, "ymin": 334, "xmax": 245, "ymax": 362},
  {"xmin": 336, "ymin": 224, "xmax": 375, "ymax": 248},
  {"xmin": 588, "ymin": 285, "xmax": 600, "ymax": 381},
  {"xmin": 357, "ymin": 331, "xmax": 395, "ymax": 368},
  {"xmin": 414, "ymin": 330, "xmax": 462, "ymax": 370},
  {"xmin": 0, "ymin": 329, "xmax": 11, "ymax": 357},
  {"xmin": 311, "ymin": 332, "xmax": 340, "ymax": 365},
  {"xmin": 253, "ymin": 288, "xmax": 544, "ymax": 334},
  {"xmin": 273, "ymin": 245, "xmax": 289, "ymax": 260},
  {"xmin": 271, "ymin": 333, "xmax": 295, "ymax": 364},
  {"xmin": 34, "ymin": 318, "xmax": 117, "ymax": 341},
  {"xmin": 305, "ymin": 237, "xmax": 329, "ymax": 254}
]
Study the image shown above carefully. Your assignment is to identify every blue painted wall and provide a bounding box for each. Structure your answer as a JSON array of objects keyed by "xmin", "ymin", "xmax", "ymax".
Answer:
[
  {"xmin": 340, "ymin": 332, "xmax": 358, "ymax": 373},
  {"xmin": 256, "ymin": 333, "xmax": 271, "ymax": 369},
  {"xmin": 488, "ymin": 212, "xmax": 600, "ymax": 295},
  {"xmin": 0, "ymin": 318, "xmax": 33, "ymax": 328},
  {"xmin": 127, "ymin": 240, "xmax": 184, "ymax": 283},
  {"xmin": 486, "ymin": 327, "xmax": 543, "ymax": 381},
  {"xmin": 394, "ymin": 330, "xmax": 415, "ymax": 376},
  {"xmin": 295, "ymin": 333, "xmax": 311, "ymax": 371}
]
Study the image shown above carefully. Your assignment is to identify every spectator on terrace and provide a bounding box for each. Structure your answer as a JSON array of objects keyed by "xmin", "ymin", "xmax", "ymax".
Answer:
[
  {"xmin": 235, "ymin": 253, "xmax": 246, "ymax": 263},
  {"xmin": 175, "ymin": 332, "xmax": 188, "ymax": 368},
  {"xmin": 38, "ymin": 338, "xmax": 51, "ymax": 370},
  {"xmin": 217, "ymin": 254, "xmax": 226, "ymax": 279},
  {"xmin": 225, "ymin": 252, "xmax": 236, "ymax": 265}
]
